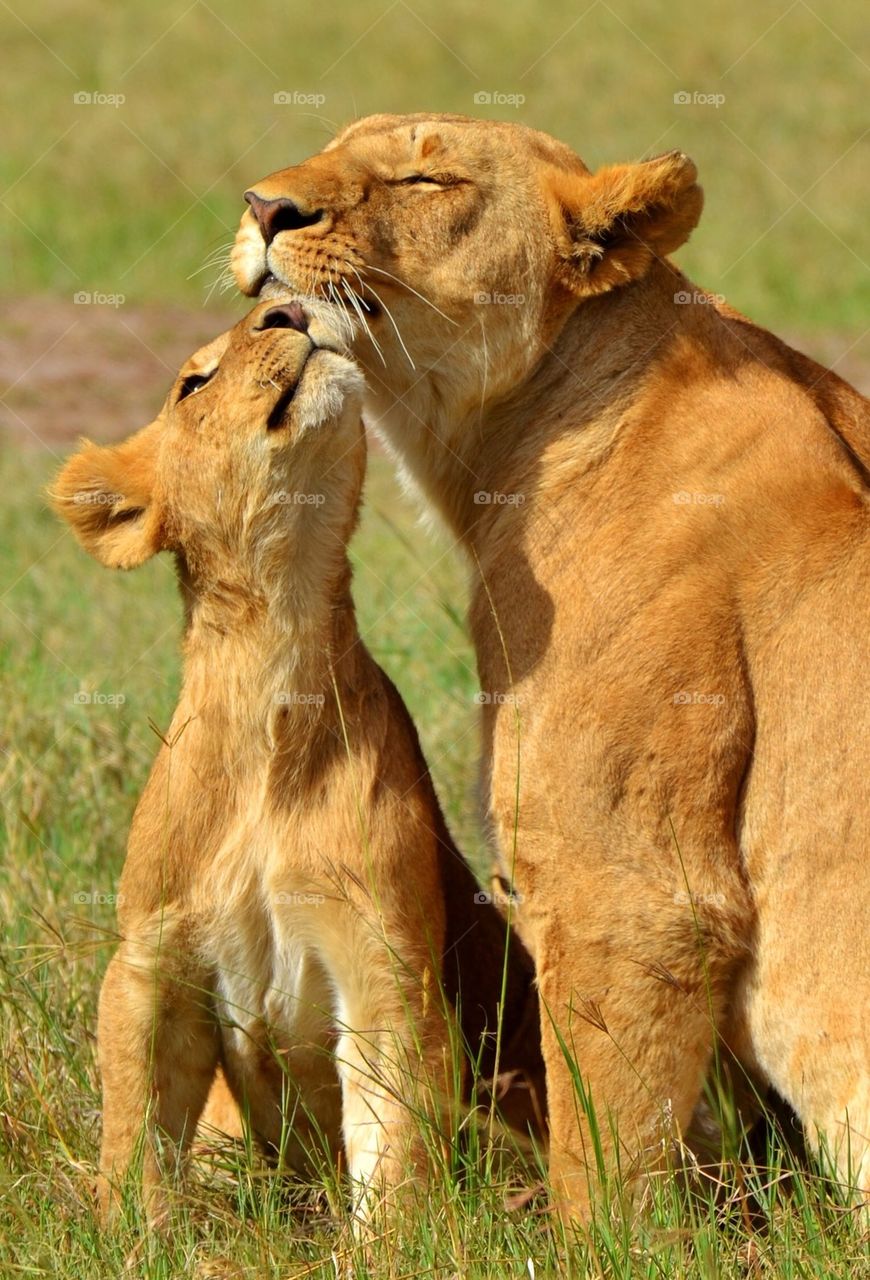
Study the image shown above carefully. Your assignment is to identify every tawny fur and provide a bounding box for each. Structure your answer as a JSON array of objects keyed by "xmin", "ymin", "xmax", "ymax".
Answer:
[
  {"xmin": 52, "ymin": 299, "xmax": 542, "ymax": 1228},
  {"xmin": 233, "ymin": 114, "xmax": 870, "ymax": 1221}
]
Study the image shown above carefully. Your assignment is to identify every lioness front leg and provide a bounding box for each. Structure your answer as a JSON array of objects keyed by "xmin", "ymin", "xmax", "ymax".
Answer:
[
  {"xmin": 534, "ymin": 886, "xmax": 746, "ymax": 1225},
  {"xmin": 97, "ymin": 937, "xmax": 219, "ymax": 1225}
]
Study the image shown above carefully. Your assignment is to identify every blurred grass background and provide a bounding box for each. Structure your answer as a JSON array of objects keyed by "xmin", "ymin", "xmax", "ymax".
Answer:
[
  {"xmin": 1, "ymin": 3, "xmax": 870, "ymax": 1274},
  {"xmin": 1, "ymin": 0, "xmax": 868, "ymax": 329}
]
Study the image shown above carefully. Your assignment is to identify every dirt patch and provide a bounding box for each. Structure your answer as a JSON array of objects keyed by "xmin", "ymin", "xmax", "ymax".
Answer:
[
  {"xmin": 0, "ymin": 296, "xmax": 240, "ymax": 452},
  {"xmin": 2, "ymin": 295, "xmax": 869, "ymax": 453}
]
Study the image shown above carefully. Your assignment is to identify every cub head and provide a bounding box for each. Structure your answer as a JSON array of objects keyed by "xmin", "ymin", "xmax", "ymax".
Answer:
[
  {"xmin": 233, "ymin": 113, "xmax": 702, "ymax": 401},
  {"xmin": 51, "ymin": 300, "xmax": 365, "ymax": 595}
]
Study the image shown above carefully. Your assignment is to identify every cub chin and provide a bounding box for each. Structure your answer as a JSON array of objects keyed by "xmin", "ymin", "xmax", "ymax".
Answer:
[{"xmin": 52, "ymin": 298, "xmax": 543, "ymax": 1231}]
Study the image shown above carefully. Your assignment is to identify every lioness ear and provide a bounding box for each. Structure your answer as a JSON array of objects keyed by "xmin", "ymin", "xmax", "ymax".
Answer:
[
  {"xmin": 49, "ymin": 422, "xmax": 163, "ymax": 569},
  {"xmin": 547, "ymin": 150, "xmax": 703, "ymax": 296}
]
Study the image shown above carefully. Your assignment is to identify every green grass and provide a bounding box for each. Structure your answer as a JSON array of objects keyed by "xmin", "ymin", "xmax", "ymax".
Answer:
[
  {"xmin": 1, "ymin": 445, "xmax": 868, "ymax": 1277},
  {"xmin": 1, "ymin": 0, "xmax": 869, "ymax": 331}
]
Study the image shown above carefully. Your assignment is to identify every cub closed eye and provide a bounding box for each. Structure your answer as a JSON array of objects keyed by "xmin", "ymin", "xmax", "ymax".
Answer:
[{"xmin": 176, "ymin": 369, "xmax": 216, "ymax": 403}]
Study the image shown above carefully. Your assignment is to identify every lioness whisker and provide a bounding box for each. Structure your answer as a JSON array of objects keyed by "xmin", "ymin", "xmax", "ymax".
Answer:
[
  {"xmin": 328, "ymin": 275, "xmax": 362, "ymax": 343},
  {"xmin": 188, "ymin": 241, "xmax": 234, "ymax": 282},
  {"xmin": 325, "ymin": 278, "xmax": 353, "ymax": 341},
  {"xmin": 341, "ymin": 278, "xmax": 387, "ymax": 367},
  {"xmin": 211, "ymin": 267, "xmax": 238, "ymax": 303},
  {"xmin": 203, "ymin": 268, "xmax": 232, "ymax": 305},
  {"xmin": 339, "ymin": 282, "xmax": 374, "ymax": 351},
  {"xmin": 365, "ymin": 265, "xmax": 458, "ymax": 326},
  {"xmin": 326, "ymin": 278, "xmax": 360, "ymax": 355},
  {"xmin": 351, "ymin": 271, "xmax": 415, "ymax": 371}
]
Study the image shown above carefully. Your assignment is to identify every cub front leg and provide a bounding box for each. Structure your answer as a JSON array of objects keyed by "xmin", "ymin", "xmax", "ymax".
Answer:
[
  {"xmin": 97, "ymin": 932, "xmax": 219, "ymax": 1226},
  {"xmin": 324, "ymin": 908, "xmax": 452, "ymax": 1227}
]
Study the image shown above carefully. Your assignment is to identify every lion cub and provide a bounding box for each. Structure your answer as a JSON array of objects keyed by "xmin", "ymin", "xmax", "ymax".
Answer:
[{"xmin": 53, "ymin": 300, "xmax": 539, "ymax": 1226}]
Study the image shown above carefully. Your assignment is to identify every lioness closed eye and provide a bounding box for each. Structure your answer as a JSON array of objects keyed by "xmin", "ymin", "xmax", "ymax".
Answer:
[
  {"xmin": 52, "ymin": 297, "xmax": 542, "ymax": 1231},
  {"xmin": 234, "ymin": 114, "xmax": 870, "ymax": 1223}
]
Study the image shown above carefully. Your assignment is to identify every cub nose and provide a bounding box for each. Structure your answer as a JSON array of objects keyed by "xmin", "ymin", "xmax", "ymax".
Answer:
[
  {"xmin": 243, "ymin": 191, "xmax": 324, "ymax": 246},
  {"xmin": 256, "ymin": 303, "xmax": 309, "ymax": 333}
]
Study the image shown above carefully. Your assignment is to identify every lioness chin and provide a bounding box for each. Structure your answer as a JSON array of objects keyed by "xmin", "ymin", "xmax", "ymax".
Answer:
[
  {"xmin": 233, "ymin": 114, "xmax": 870, "ymax": 1223},
  {"xmin": 52, "ymin": 298, "xmax": 542, "ymax": 1231}
]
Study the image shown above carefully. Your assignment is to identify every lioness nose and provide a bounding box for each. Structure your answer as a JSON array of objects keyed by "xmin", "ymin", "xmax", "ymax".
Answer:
[
  {"xmin": 257, "ymin": 303, "xmax": 309, "ymax": 334},
  {"xmin": 244, "ymin": 191, "xmax": 323, "ymax": 245}
]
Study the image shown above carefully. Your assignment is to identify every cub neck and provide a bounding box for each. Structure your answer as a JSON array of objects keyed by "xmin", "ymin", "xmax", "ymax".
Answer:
[{"xmin": 173, "ymin": 453, "xmax": 367, "ymax": 748}]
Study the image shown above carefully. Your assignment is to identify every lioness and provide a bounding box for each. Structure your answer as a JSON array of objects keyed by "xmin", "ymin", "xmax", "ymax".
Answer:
[
  {"xmin": 233, "ymin": 114, "xmax": 870, "ymax": 1221},
  {"xmin": 52, "ymin": 298, "xmax": 541, "ymax": 1227}
]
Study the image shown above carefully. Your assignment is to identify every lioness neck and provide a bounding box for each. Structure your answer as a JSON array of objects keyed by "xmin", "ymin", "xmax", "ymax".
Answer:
[{"xmin": 368, "ymin": 260, "xmax": 701, "ymax": 546}]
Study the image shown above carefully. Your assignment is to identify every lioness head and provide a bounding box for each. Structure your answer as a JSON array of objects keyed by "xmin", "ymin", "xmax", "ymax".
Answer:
[
  {"xmin": 234, "ymin": 114, "xmax": 702, "ymax": 412},
  {"xmin": 52, "ymin": 300, "xmax": 364, "ymax": 597}
]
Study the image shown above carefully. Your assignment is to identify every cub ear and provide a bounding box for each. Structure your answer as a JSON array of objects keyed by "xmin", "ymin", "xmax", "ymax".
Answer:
[
  {"xmin": 547, "ymin": 150, "xmax": 703, "ymax": 297},
  {"xmin": 49, "ymin": 421, "xmax": 163, "ymax": 569}
]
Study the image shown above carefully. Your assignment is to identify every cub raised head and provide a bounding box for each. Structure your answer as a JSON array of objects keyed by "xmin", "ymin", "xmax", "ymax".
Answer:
[{"xmin": 54, "ymin": 299, "xmax": 363, "ymax": 590}]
